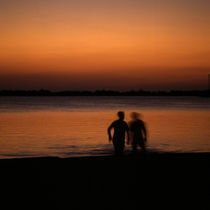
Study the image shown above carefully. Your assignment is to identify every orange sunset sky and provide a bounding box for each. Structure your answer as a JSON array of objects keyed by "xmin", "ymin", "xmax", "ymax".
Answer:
[{"xmin": 0, "ymin": 0, "xmax": 210, "ymax": 90}]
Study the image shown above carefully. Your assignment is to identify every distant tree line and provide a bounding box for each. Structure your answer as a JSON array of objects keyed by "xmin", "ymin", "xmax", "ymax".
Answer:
[{"xmin": 0, "ymin": 89, "xmax": 209, "ymax": 97}]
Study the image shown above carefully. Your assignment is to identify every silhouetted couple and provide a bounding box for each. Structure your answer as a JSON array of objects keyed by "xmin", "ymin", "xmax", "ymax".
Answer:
[{"xmin": 108, "ymin": 111, "xmax": 147, "ymax": 155}]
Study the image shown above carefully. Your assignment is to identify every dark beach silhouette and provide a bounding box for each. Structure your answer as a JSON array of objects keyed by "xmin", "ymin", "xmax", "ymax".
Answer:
[
  {"xmin": 0, "ymin": 153, "xmax": 209, "ymax": 209},
  {"xmin": 107, "ymin": 111, "xmax": 129, "ymax": 155}
]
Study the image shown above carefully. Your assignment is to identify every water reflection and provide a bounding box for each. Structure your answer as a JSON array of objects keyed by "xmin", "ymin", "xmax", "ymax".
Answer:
[{"xmin": 0, "ymin": 109, "xmax": 209, "ymax": 158}]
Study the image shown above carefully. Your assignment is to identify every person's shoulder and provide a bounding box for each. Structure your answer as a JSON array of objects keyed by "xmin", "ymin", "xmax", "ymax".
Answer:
[
  {"xmin": 122, "ymin": 120, "xmax": 128, "ymax": 126},
  {"xmin": 112, "ymin": 120, "xmax": 118, "ymax": 125},
  {"xmin": 128, "ymin": 120, "xmax": 133, "ymax": 125},
  {"xmin": 138, "ymin": 119, "xmax": 144, "ymax": 125},
  {"xmin": 129, "ymin": 120, "xmax": 134, "ymax": 125}
]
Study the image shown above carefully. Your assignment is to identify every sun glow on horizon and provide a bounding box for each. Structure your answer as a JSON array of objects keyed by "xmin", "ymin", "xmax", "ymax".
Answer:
[{"xmin": 0, "ymin": 0, "xmax": 210, "ymax": 89}]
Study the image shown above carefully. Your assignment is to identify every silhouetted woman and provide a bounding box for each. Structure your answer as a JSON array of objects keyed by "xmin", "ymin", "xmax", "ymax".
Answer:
[{"xmin": 129, "ymin": 112, "xmax": 147, "ymax": 152}]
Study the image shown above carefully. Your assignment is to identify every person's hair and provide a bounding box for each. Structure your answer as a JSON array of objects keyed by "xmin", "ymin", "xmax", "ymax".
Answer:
[
  {"xmin": 131, "ymin": 112, "xmax": 140, "ymax": 119},
  {"xmin": 117, "ymin": 111, "xmax": 124, "ymax": 119}
]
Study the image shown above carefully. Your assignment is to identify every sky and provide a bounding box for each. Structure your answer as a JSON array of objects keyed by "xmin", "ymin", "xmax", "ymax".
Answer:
[{"xmin": 0, "ymin": 0, "xmax": 210, "ymax": 90}]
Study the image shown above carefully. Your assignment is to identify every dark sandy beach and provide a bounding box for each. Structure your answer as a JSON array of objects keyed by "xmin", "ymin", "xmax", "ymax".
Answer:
[{"xmin": 0, "ymin": 152, "xmax": 209, "ymax": 209}]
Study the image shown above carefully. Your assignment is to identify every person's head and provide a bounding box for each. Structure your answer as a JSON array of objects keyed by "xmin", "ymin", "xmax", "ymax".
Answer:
[
  {"xmin": 117, "ymin": 111, "xmax": 125, "ymax": 120},
  {"xmin": 131, "ymin": 112, "xmax": 141, "ymax": 120}
]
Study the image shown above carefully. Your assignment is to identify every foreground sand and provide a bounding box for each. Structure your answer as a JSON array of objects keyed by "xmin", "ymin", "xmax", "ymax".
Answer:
[{"xmin": 0, "ymin": 152, "xmax": 209, "ymax": 209}]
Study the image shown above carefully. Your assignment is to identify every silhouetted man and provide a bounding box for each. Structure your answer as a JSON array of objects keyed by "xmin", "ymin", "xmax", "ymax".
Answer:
[
  {"xmin": 129, "ymin": 112, "xmax": 147, "ymax": 152},
  {"xmin": 108, "ymin": 111, "xmax": 129, "ymax": 155}
]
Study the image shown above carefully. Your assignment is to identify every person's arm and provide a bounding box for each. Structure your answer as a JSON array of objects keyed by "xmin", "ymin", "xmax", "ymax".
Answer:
[
  {"xmin": 142, "ymin": 122, "xmax": 147, "ymax": 142},
  {"xmin": 126, "ymin": 123, "xmax": 130, "ymax": 144},
  {"xmin": 107, "ymin": 123, "xmax": 114, "ymax": 142}
]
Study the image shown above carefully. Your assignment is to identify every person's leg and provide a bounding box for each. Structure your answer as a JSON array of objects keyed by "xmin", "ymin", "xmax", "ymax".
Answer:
[
  {"xmin": 113, "ymin": 142, "xmax": 119, "ymax": 155},
  {"xmin": 132, "ymin": 138, "xmax": 137, "ymax": 153},
  {"xmin": 113, "ymin": 140, "xmax": 122, "ymax": 155},
  {"xmin": 119, "ymin": 143, "xmax": 125, "ymax": 155},
  {"xmin": 132, "ymin": 144, "xmax": 137, "ymax": 153},
  {"xmin": 137, "ymin": 137, "xmax": 146, "ymax": 152},
  {"xmin": 139, "ymin": 142, "xmax": 146, "ymax": 152},
  {"xmin": 114, "ymin": 141, "xmax": 125, "ymax": 156}
]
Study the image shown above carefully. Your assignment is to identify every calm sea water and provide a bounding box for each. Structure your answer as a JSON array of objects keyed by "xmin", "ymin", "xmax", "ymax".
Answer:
[{"xmin": 0, "ymin": 96, "xmax": 209, "ymax": 158}]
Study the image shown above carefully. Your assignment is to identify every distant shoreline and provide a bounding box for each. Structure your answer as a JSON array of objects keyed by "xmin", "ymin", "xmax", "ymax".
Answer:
[{"xmin": 0, "ymin": 89, "xmax": 209, "ymax": 97}]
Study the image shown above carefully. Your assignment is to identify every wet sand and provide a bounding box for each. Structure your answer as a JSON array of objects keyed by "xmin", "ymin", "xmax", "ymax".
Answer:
[{"xmin": 0, "ymin": 152, "xmax": 209, "ymax": 209}]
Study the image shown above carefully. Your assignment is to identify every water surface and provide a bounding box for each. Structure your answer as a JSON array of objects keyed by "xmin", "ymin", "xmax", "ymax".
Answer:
[{"xmin": 0, "ymin": 96, "xmax": 209, "ymax": 158}]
